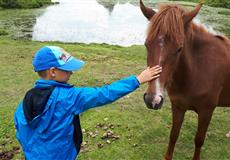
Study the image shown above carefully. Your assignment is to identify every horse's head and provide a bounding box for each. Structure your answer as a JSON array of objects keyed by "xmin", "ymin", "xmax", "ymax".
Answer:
[{"xmin": 140, "ymin": 0, "xmax": 202, "ymax": 109}]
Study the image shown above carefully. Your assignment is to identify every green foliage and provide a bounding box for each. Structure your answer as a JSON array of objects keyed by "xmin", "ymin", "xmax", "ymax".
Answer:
[
  {"xmin": 0, "ymin": 28, "xmax": 8, "ymax": 35},
  {"xmin": 170, "ymin": 0, "xmax": 230, "ymax": 8},
  {"xmin": 218, "ymin": 10, "xmax": 230, "ymax": 15},
  {"xmin": 0, "ymin": 0, "xmax": 19, "ymax": 8},
  {"xmin": 0, "ymin": 0, "xmax": 52, "ymax": 9},
  {"xmin": 207, "ymin": 0, "xmax": 230, "ymax": 8}
]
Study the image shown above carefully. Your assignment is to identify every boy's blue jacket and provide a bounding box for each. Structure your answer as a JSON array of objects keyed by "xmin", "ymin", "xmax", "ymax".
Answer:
[{"xmin": 14, "ymin": 76, "xmax": 140, "ymax": 160}]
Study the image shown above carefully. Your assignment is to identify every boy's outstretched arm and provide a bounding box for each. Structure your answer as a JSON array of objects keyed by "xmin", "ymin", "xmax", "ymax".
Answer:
[{"xmin": 71, "ymin": 65, "xmax": 162, "ymax": 114}]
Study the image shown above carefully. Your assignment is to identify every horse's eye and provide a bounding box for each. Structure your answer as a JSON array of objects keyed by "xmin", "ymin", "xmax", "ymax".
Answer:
[{"xmin": 176, "ymin": 47, "xmax": 182, "ymax": 54}]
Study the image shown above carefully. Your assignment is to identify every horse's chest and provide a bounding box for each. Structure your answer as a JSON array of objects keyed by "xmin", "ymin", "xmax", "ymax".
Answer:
[
  {"xmin": 167, "ymin": 91, "xmax": 190, "ymax": 109},
  {"xmin": 167, "ymin": 88, "xmax": 213, "ymax": 110}
]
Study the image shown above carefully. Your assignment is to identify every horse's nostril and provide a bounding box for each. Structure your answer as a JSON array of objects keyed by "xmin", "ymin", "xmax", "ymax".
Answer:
[{"xmin": 143, "ymin": 93, "xmax": 153, "ymax": 109}]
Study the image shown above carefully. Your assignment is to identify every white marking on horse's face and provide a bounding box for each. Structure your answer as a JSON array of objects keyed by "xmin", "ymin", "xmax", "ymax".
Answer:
[
  {"xmin": 155, "ymin": 79, "xmax": 161, "ymax": 95},
  {"xmin": 152, "ymin": 79, "xmax": 164, "ymax": 105},
  {"xmin": 158, "ymin": 35, "xmax": 165, "ymax": 49},
  {"xmin": 158, "ymin": 35, "xmax": 165, "ymax": 65},
  {"xmin": 151, "ymin": 36, "xmax": 165, "ymax": 105}
]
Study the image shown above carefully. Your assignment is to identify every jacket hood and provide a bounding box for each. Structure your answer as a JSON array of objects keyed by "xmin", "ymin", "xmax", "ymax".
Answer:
[
  {"xmin": 23, "ymin": 86, "xmax": 55, "ymax": 122},
  {"xmin": 23, "ymin": 79, "xmax": 73, "ymax": 122},
  {"xmin": 34, "ymin": 79, "xmax": 73, "ymax": 88}
]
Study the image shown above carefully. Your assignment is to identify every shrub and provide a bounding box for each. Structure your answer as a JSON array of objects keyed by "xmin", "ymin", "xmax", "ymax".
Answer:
[
  {"xmin": 0, "ymin": 0, "xmax": 52, "ymax": 9},
  {"xmin": 170, "ymin": 0, "xmax": 230, "ymax": 9},
  {"xmin": 0, "ymin": 28, "xmax": 9, "ymax": 36}
]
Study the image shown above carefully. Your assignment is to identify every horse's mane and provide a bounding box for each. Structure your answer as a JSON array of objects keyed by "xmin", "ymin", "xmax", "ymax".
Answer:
[
  {"xmin": 147, "ymin": 3, "xmax": 230, "ymax": 46},
  {"xmin": 193, "ymin": 23, "xmax": 230, "ymax": 46},
  {"xmin": 215, "ymin": 34, "xmax": 230, "ymax": 45},
  {"xmin": 147, "ymin": 4, "xmax": 187, "ymax": 47}
]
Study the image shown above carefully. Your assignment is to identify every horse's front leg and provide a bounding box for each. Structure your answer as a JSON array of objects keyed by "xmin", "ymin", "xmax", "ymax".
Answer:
[
  {"xmin": 164, "ymin": 106, "xmax": 185, "ymax": 160},
  {"xmin": 193, "ymin": 108, "xmax": 214, "ymax": 160}
]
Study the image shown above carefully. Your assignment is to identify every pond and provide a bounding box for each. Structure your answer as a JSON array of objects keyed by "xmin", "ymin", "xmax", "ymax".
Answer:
[
  {"xmin": 0, "ymin": 0, "xmax": 229, "ymax": 46},
  {"xmin": 32, "ymin": 0, "xmax": 148, "ymax": 46}
]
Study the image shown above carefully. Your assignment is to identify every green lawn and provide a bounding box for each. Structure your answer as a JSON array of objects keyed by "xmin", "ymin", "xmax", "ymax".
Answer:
[{"xmin": 0, "ymin": 37, "xmax": 230, "ymax": 160}]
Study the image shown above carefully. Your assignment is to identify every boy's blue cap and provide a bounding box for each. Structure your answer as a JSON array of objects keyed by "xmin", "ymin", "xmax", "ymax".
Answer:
[{"xmin": 32, "ymin": 46, "xmax": 85, "ymax": 72}]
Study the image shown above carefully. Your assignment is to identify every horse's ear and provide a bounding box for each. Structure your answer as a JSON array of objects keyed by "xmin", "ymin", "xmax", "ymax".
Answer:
[
  {"xmin": 183, "ymin": 3, "xmax": 203, "ymax": 26},
  {"xmin": 140, "ymin": 0, "xmax": 156, "ymax": 20}
]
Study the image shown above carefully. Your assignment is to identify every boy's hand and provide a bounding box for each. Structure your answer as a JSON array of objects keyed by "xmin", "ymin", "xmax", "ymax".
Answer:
[{"xmin": 137, "ymin": 65, "xmax": 162, "ymax": 84}]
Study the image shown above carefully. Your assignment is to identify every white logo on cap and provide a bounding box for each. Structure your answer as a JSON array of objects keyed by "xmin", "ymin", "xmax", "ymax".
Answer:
[{"xmin": 59, "ymin": 49, "xmax": 71, "ymax": 63}]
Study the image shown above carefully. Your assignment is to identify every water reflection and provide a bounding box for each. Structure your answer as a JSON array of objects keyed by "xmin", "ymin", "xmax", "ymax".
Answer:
[{"xmin": 32, "ymin": 0, "xmax": 148, "ymax": 46}]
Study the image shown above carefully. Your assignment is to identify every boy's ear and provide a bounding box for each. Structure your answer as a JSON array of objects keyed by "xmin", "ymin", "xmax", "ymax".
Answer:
[{"xmin": 49, "ymin": 67, "xmax": 56, "ymax": 77}]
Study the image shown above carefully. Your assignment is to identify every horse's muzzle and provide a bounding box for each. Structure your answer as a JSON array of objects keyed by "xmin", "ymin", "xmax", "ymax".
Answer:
[{"xmin": 143, "ymin": 93, "xmax": 164, "ymax": 110}]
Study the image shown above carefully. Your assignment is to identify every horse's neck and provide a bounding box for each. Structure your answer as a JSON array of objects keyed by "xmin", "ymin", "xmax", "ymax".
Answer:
[
  {"xmin": 189, "ymin": 25, "xmax": 214, "ymax": 51},
  {"xmin": 170, "ymin": 24, "xmax": 230, "ymax": 88}
]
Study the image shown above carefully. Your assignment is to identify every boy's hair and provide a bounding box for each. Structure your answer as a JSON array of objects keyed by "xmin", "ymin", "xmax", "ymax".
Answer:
[{"xmin": 37, "ymin": 70, "xmax": 48, "ymax": 78}]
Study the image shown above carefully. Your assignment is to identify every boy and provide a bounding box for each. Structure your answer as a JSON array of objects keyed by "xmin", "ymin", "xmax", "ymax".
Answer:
[{"xmin": 14, "ymin": 46, "xmax": 162, "ymax": 160}]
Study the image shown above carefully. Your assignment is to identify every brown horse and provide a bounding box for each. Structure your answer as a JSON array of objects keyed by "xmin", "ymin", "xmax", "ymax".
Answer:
[{"xmin": 140, "ymin": 0, "xmax": 230, "ymax": 160}]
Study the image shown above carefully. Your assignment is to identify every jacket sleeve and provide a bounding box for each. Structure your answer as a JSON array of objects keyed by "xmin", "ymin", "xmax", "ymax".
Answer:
[{"xmin": 72, "ymin": 75, "xmax": 140, "ymax": 114}]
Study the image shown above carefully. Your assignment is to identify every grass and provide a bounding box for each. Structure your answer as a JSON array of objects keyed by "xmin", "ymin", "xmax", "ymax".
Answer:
[{"xmin": 0, "ymin": 37, "xmax": 230, "ymax": 160}]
